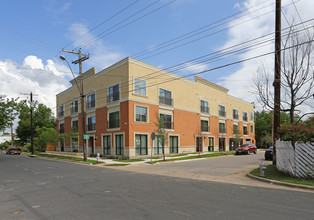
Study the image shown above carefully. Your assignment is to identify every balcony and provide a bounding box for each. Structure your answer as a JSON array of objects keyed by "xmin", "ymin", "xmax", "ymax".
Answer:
[
  {"xmin": 219, "ymin": 128, "xmax": 226, "ymax": 133},
  {"xmin": 162, "ymin": 121, "xmax": 173, "ymax": 129},
  {"xmin": 87, "ymin": 123, "xmax": 96, "ymax": 131},
  {"xmin": 108, "ymin": 119, "xmax": 120, "ymax": 129},
  {"xmin": 233, "ymin": 114, "xmax": 239, "ymax": 120},
  {"xmin": 159, "ymin": 96, "xmax": 173, "ymax": 106},
  {"xmin": 107, "ymin": 93, "xmax": 120, "ymax": 103},
  {"xmin": 243, "ymin": 116, "xmax": 248, "ymax": 122},
  {"xmin": 87, "ymin": 100, "xmax": 95, "ymax": 109},
  {"xmin": 219, "ymin": 111, "xmax": 226, "ymax": 117},
  {"xmin": 58, "ymin": 111, "xmax": 64, "ymax": 117},
  {"xmin": 201, "ymin": 125, "xmax": 209, "ymax": 132},
  {"xmin": 200, "ymin": 106, "xmax": 209, "ymax": 114}
]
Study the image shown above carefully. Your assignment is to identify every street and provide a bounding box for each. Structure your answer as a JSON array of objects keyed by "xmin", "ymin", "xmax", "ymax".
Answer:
[{"xmin": 0, "ymin": 151, "xmax": 313, "ymax": 220}]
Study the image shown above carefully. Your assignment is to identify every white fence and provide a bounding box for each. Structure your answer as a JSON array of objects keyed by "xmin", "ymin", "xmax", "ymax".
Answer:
[{"xmin": 276, "ymin": 141, "xmax": 314, "ymax": 179}]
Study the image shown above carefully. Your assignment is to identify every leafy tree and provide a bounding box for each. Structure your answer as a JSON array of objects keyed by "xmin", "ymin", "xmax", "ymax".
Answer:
[
  {"xmin": 34, "ymin": 127, "xmax": 58, "ymax": 152},
  {"xmin": 0, "ymin": 94, "xmax": 18, "ymax": 132},
  {"xmin": 16, "ymin": 100, "xmax": 55, "ymax": 147},
  {"xmin": 154, "ymin": 113, "xmax": 168, "ymax": 161}
]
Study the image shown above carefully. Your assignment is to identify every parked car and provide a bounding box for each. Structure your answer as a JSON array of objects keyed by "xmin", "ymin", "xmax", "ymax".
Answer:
[
  {"xmin": 235, "ymin": 143, "xmax": 257, "ymax": 155},
  {"xmin": 264, "ymin": 146, "xmax": 273, "ymax": 160},
  {"xmin": 6, "ymin": 145, "xmax": 21, "ymax": 155}
]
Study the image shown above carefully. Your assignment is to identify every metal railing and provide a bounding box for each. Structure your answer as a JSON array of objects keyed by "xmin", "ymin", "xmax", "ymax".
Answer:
[
  {"xmin": 159, "ymin": 96, "xmax": 173, "ymax": 106},
  {"xmin": 200, "ymin": 106, "xmax": 209, "ymax": 114},
  {"xmin": 219, "ymin": 111, "xmax": 226, "ymax": 117}
]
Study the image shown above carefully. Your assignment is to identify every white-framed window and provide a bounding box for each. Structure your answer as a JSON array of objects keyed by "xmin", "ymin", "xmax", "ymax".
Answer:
[
  {"xmin": 87, "ymin": 116, "xmax": 96, "ymax": 131},
  {"xmin": 58, "ymin": 105, "xmax": 64, "ymax": 117},
  {"xmin": 108, "ymin": 84, "xmax": 120, "ymax": 103},
  {"xmin": 250, "ymin": 112, "xmax": 254, "ymax": 120},
  {"xmin": 134, "ymin": 77, "xmax": 146, "ymax": 96},
  {"xmin": 135, "ymin": 134, "xmax": 148, "ymax": 155},
  {"xmin": 219, "ymin": 105, "xmax": 226, "ymax": 117},
  {"xmin": 243, "ymin": 125, "xmax": 248, "ymax": 135},
  {"xmin": 233, "ymin": 109, "xmax": 239, "ymax": 120},
  {"xmin": 219, "ymin": 122, "xmax": 226, "ymax": 133},
  {"xmin": 108, "ymin": 111, "xmax": 120, "ymax": 129},
  {"xmin": 201, "ymin": 119, "xmax": 209, "ymax": 132},
  {"xmin": 59, "ymin": 123, "xmax": 65, "ymax": 134},
  {"xmin": 135, "ymin": 106, "xmax": 148, "ymax": 122},
  {"xmin": 243, "ymin": 112, "xmax": 248, "ymax": 121},
  {"xmin": 250, "ymin": 125, "xmax": 254, "ymax": 134},
  {"xmin": 159, "ymin": 88, "xmax": 172, "ymax": 106},
  {"xmin": 87, "ymin": 93, "xmax": 95, "ymax": 109},
  {"xmin": 71, "ymin": 100, "xmax": 78, "ymax": 114},
  {"xmin": 169, "ymin": 135, "xmax": 179, "ymax": 154},
  {"xmin": 200, "ymin": 100, "xmax": 209, "ymax": 114}
]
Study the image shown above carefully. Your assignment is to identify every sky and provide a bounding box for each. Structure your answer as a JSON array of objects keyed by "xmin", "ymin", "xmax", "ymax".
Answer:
[{"xmin": 0, "ymin": 0, "xmax": 313, "ymax": 128}]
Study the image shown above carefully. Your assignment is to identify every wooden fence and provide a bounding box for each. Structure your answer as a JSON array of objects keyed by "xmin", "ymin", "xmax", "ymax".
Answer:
[{"xmin": 276, "ymin": 141, "xmax": 314, "ymax": 179}]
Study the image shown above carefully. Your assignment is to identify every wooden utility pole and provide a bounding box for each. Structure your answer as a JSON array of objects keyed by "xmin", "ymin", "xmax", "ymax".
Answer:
[
  {"xmin": 273, "ymin": 0, "xmax": 281, "ymax": 165},
  {"xmin": 20, "ymin": 92, "xmax": 38, "ymax": 154},
  {"xmin": 61, "ymin": 49, "xmax": 89, "ymax": 161}
]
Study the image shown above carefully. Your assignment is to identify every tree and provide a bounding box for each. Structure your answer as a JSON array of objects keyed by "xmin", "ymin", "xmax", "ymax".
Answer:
[
  {"xmin": 16, "ymin": 100, "xmax": 55, "ymax": 146},
  {"xmin": 34, "ymin": 127, "xmax": 58, "ymax": 152},
  {"xmin": 154, "ymin": 113, "xmax": 168, "ymax": 161},
  {"xmin": 0, "ymin": 95, "xmax": 18, "ymax": 132},
  {"xmin": 254, "ymin": 25, "xmax": 314, "ymax": 147}
]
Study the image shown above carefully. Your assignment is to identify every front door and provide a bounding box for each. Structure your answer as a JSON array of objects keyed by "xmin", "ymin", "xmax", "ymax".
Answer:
[{"xmin": 196, "ymin": 137, "xmax": 203, "ymax": 152}]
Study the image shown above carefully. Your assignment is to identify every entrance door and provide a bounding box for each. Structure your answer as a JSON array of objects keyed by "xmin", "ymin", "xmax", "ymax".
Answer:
[
  {"xmin": 219, "ymin": 138, "xmax": 225, "ymax": 151},
  {"xmin": 196, "ymin": 137, "xmax": 203, "ymax": 152},
  {"xmin": 90, "ymin": 137, "xmax": 95, "ymax": 154},
  {"xmin": 103, "ymin": 135, "xmax": 111, "ymax": 155}
]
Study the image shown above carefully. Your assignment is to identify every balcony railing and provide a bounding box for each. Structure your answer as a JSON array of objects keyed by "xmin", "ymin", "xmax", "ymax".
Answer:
[
  {"xmin": 87, "ymin": 100, "xmax": 95, "ymax": 109},
  {"xmin": 159, "ymin": 96, "xmax": 173, "ymax": 106},
  {"xmin": 58, "ymin": 111, "xmax": 64, "ymax": 117},
  {"xmin": 233, "ymin": 114, "xmax": 239, "ymax": 120},
  {"xmin": 108, "ymin": 119, "xmax": 120, "ymax": 129},
  {"xmin": 219, "ymin": 128, "xmax": 226, "ymax": 133},
  {"xmin": 59, "ymin": 127, "xmax": 65, "ymax": 134},
  {"xmin": 87, "ymin": 123, "xmax": 96, "ymax": 131},
  {"xmin": 71, "ymin": 106, "xmax": 78, "ymax": 114},
  {"xmin": 219, "ymin": 111, "xmax": 226, "ymax": 117},
  {"xmin": 162, "ymin": 121, "xmax": 173, "ymax": 129},
  {"xmin": 243, "ymin": 116, "xmax": 248, "ymax": 121},
  {"xmin": 107, "ymin": 93, "xmax": 120, "ymax": 103},
  {"xmin": 200, "ymin": 106, "xmax": 209, "ymax": 114},
  {"xmin": 201, "ymin": 125, "xmax": 209, "ymax": 132}
]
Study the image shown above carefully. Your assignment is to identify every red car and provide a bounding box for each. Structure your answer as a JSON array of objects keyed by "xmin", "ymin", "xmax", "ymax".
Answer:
[
  {"xmin": 6, "ymin": 145, "xmax": 21, "ymax": 155},
  {"xmin": 235, "ymin": 143, "xmax": 257, "ymax": 155}
]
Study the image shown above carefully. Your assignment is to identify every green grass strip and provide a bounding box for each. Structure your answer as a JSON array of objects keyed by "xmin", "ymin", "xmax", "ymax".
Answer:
[
  {"xmin": 115, "ymin": 158, "xmax": 144, "ymax": 162},
  {"xmin": 105, "ymin": 164, "xmax": 129, "ymax": 166},
  {"xmin": 250, "ymin": 165, "xmax": 314, "ymax": 186}
]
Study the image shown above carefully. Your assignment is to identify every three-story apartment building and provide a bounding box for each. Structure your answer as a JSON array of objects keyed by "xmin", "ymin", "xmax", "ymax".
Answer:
[{"xmin": 56, "ymin": 57, "xmax": 255, "ymax": 158}]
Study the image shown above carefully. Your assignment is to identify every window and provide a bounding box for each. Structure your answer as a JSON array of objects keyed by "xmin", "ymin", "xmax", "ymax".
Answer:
[
  {"xmin": 243, "ymin": 112, "xmax": 248, "ymax": 121},
  {"xmin": 134, "ymin": 78, "xmax": 146, "ymax": 96},
  {"xmin": 233, "ymin": 109, "xmax": 239, "ymax": 120},
  {"xmin": 169, "ymin": 136, "xmax": 178, "ymax": 154},
  {"xmin": 154, "ymin": 135, "xmax": 163, "ymax": 155},
  {"xmin": 108, "ymin": 84, "xmax": 120, "ymax": 103},
  {"xmin": 135, "ymin": 106, "xmax": 147, "ymax": 122},
  {"xmin": 87, "ymin": 93, "xmax": 95, "ymax": 109},
  {"xmin": 250, "ymin": 112, "xmax": 254, "ymax": 120},
  {"xmin": 200, "ymin": 100, "xmax": 209, "ymax": 114},
  {"xmin": 233, "ymin": 124, "xmax": 239, "ymax": 135},
  {"xmin": 135, "ymin": 134, "xmax": 148, "ymax": 155},
  {"xmin": 219, "ymin": 105, "xmax": 226, "ymax": 117},
  {"xmin": 250, "ymin": 125, "xmax": 254, "ymax": 134},
  {"xmin": 59, "ymin": 123, "xmax": 64, "ymax": 134},
  {"xmin": 87, "ymin": 116, "xmax": 96, "ymax": 131},
  {"xmin": 159, "ymin": 88, "xmax": 172, "ymax": 106},
  {"xmin": 208, "ymin": 137, "xmax": 214, "ymax": 147},
  {"xmin": 103, "ymin": 135, "xmax": 111, "ymax": 155},
  {"xmin": 108, "ymin": 111, "xmax": 120, "ymax": 129},
  {"xmin": 72, "ymin": 120, "xmax": 78, "ymax": 132},
  {"xmin": 160, "ymin": 113, "xmax": 173, "ymax": 129},
  {"xmin": 243, "ymin": 125, "xmax": 248, "ymax": 135},
  {"xmin": 71, "ymin": 100, "xmax": 78, "ymax": 114},
  {"xmin": 201, "ymin": 120, "xmax": 209, "ymax": 132},
  {"xmin": 115, "ymin": 134, "xmax": 124, "ymax": 155},
  {"xmin": 219, "ymin": 122, "xmax": 226, "ymax": 133},
  {"xmin": 59, "ymin": 105, "xmax": 64, "ymax": 117}
]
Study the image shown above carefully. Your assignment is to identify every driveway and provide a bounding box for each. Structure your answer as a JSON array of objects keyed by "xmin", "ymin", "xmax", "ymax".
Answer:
[{"xmin": 112, "ymin": 151, "xmax": 310, "ymax": 192}]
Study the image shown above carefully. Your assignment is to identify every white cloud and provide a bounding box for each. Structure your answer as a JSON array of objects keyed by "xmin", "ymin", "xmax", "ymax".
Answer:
[
  {"xmin": 0, "ymin": 56, "xmax": 71, "ymax": 115},
  {"xmin": 181, "ymin": 62, "xmax": 209, "ymax": 74},
  {"xmin": 217, "ymin": 0, "xmax": 314, "ymax": 115},
  {"xmin": 66, "ymin": 23, "xmax": 124, "ymax": 70}
]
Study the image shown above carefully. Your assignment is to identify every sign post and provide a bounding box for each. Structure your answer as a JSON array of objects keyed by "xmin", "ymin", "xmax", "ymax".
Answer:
[{"xmin": 151, "ymin": 132, "xmax": 156, "ymax": 163}]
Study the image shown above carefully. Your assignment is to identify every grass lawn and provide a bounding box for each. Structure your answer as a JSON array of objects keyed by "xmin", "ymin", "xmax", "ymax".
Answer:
[{"xmin": 250, "ymin": 165, "xmax": 314, "ymax": 186}]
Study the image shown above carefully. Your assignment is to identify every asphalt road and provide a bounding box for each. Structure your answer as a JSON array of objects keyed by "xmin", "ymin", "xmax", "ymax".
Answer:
[{"xmin": 0, "ymin": 152, "xmax": 313, "ymax": 220}]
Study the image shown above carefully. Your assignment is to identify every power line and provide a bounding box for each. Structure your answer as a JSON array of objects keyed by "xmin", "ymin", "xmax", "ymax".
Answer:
[{"xmin": 62, "ymin": 0, "xmax": 141, "ymax": 50}]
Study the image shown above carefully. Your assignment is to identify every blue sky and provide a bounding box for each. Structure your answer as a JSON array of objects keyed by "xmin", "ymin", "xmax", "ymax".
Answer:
[{"xmin": 0, "ymin": 0, "xmax": 313, "ymax": 118}]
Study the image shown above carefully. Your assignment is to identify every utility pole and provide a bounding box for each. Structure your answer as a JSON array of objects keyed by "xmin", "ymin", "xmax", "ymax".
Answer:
[
  {"xmin": 20, "ymin": 92, "xmax": 38, "ymax": 155},
  {"xmin": 273, "ymin": 0, "xmax": 281, "ymax": 165},
  {"xmin": 61, "ymin": 48, "xmax": 89, "ymax": 161}
]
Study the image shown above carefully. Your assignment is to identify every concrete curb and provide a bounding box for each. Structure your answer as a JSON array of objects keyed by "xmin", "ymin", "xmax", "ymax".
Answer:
[{"xmin": 247, "ymin": 173, "xmax": 314, "ymax": 191}]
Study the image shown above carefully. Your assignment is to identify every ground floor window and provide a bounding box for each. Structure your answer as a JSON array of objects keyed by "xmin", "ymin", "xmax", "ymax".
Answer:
[
  {"xmin": 219, "ymin": 138, "xmax": 226, "ymax": 151},
  {"xmin": 135, "ymin": 134, "xmax": 148, "ymax": 155},
  {"xmin": 208, "ymin": 137, "xmax": 214, "ymax": 151},
  {"xmin": 154, "ymin": 135, "xmax": 164, "ymax": 155},
  {"xmin": 103, "ymin": 135, "xmax": 111, "ymax": 155},
  {"xmin": 169, "ymin": 136, "xmax": 178, "ymax": 154},
  {"xmin": 72, "ymin": 137, "xmax": 78, "ymax": 152},
  {"xmin": 115, "ymin": 134, "xmax": 124, "ymax": 155}
]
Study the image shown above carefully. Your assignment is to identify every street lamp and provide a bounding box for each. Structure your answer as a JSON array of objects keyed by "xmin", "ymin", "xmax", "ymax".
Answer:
[{"xmin": 60, "ymin": 55, "xmax": 87, "ymax": 161}]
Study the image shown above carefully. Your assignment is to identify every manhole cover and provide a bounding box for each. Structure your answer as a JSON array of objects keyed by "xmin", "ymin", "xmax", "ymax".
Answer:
[{"xmin": 13, "ymin": 210, "xmax": 23, "ymax": 214}]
